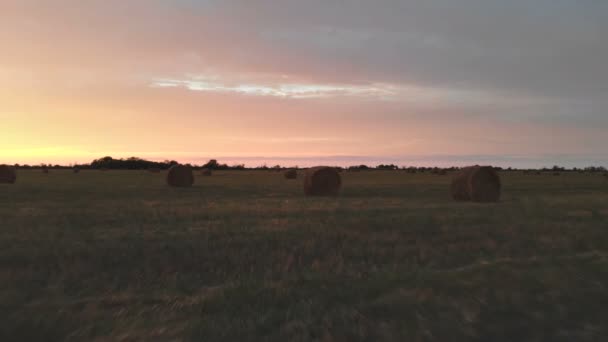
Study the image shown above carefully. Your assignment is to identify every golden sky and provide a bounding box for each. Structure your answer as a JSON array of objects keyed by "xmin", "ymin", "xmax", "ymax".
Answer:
[{"xmin": 2, "ymin": 1, "xmax": 607, "ymax": 167}]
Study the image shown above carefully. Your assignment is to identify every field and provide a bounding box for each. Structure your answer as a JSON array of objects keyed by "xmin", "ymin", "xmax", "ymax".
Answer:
[{"xmin": 1, "ymin": 170, "xmax": 608, "ymax": 341}]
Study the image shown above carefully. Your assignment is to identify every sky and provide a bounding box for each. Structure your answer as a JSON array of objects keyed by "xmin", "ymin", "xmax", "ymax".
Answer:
[{"xmin": 1, "ymin": 0, "xmax": 607, "ymax": 168}]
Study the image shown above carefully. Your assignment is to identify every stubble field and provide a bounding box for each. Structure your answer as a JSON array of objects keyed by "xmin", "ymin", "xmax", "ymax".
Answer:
[{"xmin": 1, "ymin": 169, "xmax": 607, "ymax": 341}]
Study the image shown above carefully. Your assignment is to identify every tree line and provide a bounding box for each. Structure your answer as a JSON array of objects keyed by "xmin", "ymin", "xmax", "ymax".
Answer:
[{"xmin": 8, "ymin": 156, "xmax": 607, "ymax": 173}]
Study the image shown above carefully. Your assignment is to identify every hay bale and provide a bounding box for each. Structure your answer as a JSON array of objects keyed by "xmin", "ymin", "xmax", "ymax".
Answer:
[
  {"xmin": 201, "ymin": 168, "xmax": 212, "ymax": 176},
  {"xmin": 284, "ymin": 169, "xmax": 298, "ymax": 179},
  {"xmin": 167, "ymin": 165, "xmax": 194, "ymax": 187},
  {"xmin": 73, "ymin": 168, "xmax": 80, "ymax": 174},
  {"xmin": 148, "ymin": 167, "xmax": 161, "ymax": 173},
  {"xmin": 0, "ymin": 165, "xmax": 17, "ymax": 184},
  {"xmin": 451, "ymin": 166, "xmax": 501, "ymax": 202},
  {"xmin": 303, "ymin": 166, "xmax": 341, "ymax": 196}
]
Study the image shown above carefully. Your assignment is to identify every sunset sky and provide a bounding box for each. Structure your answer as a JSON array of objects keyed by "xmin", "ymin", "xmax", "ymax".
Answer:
[{"xmin": 2, "ymin": 1, "xmax": 607, "ymax": 167}]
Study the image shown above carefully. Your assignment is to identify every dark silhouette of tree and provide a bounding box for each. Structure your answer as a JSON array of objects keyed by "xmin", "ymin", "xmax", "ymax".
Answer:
[{"xmin": 202, "ymin": 159, "xmax": 220, "ymax": 169}]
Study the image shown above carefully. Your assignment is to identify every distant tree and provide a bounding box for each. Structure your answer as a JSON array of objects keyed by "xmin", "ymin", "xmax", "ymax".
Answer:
[
  {"xmin": 202, "ymin": 159, "xmax": 219, "ymax": 169},
  {"xmin": 349, "ymin": 165, "xmax": 370, "ymax": 171},
  {"xmin": 231, "ymin": 164, "xmax": 246, "ymax": 170},
  {"xmin": 377, "ymin": 164, "xmax": 398, "ymax": 170}
]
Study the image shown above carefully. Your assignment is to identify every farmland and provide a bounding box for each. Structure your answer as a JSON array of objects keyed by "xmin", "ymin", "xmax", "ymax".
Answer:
[{"xmin": 1, "ymin": 170, "xmax": 607, "ymax": 341}]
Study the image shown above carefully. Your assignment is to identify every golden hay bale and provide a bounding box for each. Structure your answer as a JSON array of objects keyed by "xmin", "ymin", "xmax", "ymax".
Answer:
[
  {"xmin": 148, "ymin": 167, "xmax": 161, "ymax": 173},
  {"xmin": 201, "ymin": 168, "xmax": 212, "ymax": 176},
  {"xmin": 0, "ymin": 165, "xmax": 17, "ymax": 184},
  {"xmin": 167, "ymin": 165, "xmax": 194, "ymax": 187},
  {"xmin": 451, "ymin": 166, "xmax": 501, "ymax": 202},
  {"xmin": 303, "ymin": 166, "xmax": 341, "ymax": 196},
  {"xmin": 284, "ymin": 169, "xmax": 298, "ymax": 179}
]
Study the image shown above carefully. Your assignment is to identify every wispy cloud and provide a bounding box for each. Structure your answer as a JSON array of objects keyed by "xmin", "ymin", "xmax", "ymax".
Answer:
[
  {"xmin": 151, "ymin": 77, "xmax": 396, "ymax": 99},
  {"xmin": 150, "ymin": 73, "xmax": 549, "ymax": 106}
]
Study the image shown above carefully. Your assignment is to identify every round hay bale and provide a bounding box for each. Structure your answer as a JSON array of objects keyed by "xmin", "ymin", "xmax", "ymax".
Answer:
[
  {"xmin": 167, "ymin": 165, "xmax": 194, "ymax": 187},
  {"xmin": 284, "ymin": 169, "xmax": 298, "ymax": 179},
  {"xmin": 451, "ymin": 166, "xmax": 501, "ymax": 203},
  {"xmin": 148, "ymin": 167, "xmax": 161, "ymax": 173},
  {"xmin": 201, "ymin": 168, "xmax": 212, "ymax": 176},
  {"xmin": 303, "ymin": 166, "xmax": 341, "ymax": 196},
  {"xmin": 0, "ymin": 165, "xmax": 17, "ymax": 184}
]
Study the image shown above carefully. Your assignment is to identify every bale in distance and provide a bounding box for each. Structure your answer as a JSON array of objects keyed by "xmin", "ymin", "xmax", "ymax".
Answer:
[
  {"xmin": 304, "ymin": 166, "xmax": 341, "ymax": 196},
  {"xmin": 73, "ymin": 168, "xmax": 80, "ymax": 174},
  {"xmin": 284, "ymin": 169, "xmax": 298, "ymax": 179},
  {"xmin": 0, "ymin": 165, "xmax": 17, "ymax": 184},
  {"xmin": 201, "ymin": 168, "xmax": 212, "ymax": 176},
  {"xmin": 451, "ymin": 166, "xmax": 501, "ymax": 203},
  {"xmin": 167, "ymin": 165, "xmax": 194, "ymax": 187}
]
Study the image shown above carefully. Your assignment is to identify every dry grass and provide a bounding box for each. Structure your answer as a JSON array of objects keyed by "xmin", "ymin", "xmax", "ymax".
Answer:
[{"xmin": 1, "ymin": 170, "xmax": 607, "ymax": 341}]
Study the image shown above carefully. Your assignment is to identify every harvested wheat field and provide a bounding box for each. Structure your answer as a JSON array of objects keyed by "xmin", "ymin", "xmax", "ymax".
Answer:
[{"xmin": 1, "ymin": 170, "xmax": 608, "ymax": 341}]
